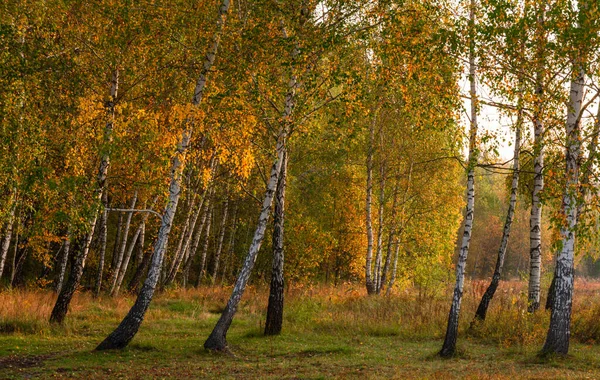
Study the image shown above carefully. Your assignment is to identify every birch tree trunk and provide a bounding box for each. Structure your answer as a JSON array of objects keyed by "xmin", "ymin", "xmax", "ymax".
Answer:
[
  {"xmin": 473, "ymin": 114, "xmax": 522, "ymax": 322},
  {"xmin": 211, "ymin": 197, "xmax": 230, "ymax": 284},
  {"xmin": 440, "ymin": 1, "xmax": 478, "ymax": 357},
  {"xmin": 527, "ymin": 4, "xmax": 547, "ymax": 313},
  {"xmin": 109, "ymin": 191, "xmax": 138, "ymax": 294},
  {"xmin": 205, "ymin": 52, "xmax": 297, "ymax": 348},
  {"xmin": 94, "ymin": 191, "xmax": 109, "ymax": 297},
  {"xmin": 50, "ymin": 68, "xmax": 118, "ymax": 324},
  {"xmin": 111, "ymin": 213, "xmax": 124, "ymax": 272},
  {"xmin": 9, "ymin": 211, "xmax": 19, "ymax": 286},
  {"xmin": 365, "ymin": 114, "xmax": 376, "ymax": 295},
  {"xmin": 136, "ymin": 219, "xmax": 146, "ymax": 265},
  {"xmin": 0, "ymin": 198, "xmax": 16, "ymax": 281},
  {"xmin": 204, "ymin": 127, "xmax": 289, "ymax": 350},
  {"xmin": 379, "ymin": 176, "xmax": 400, "ymax": 295},
  {"xmin": 96, "ymin": 0, "xmax": 230, "ymax": 350},
  {"xmin": 96, "ymin": 130, "xmax": 189, "ymax": 349},
  {"xmin": 265, "ymin": 150, "xmax": 287, "ymax": 335},
  {"xmin": 541, "ymin": 67, "xmax": 585, "ymax": 356},
  {"xmin": 12, "ymin": 243, "xmax": 27, "ymax": 288},
  {"xmin": 196, "ymin": 207, "xmax": 213, "ymax": 287},
  {"xmin": 374, "ymin": 158, "xmax": 386, "ymax": 294},
  {"xmin": 55, "ymin": 230, "xmax": 72, "ymax": 294}
]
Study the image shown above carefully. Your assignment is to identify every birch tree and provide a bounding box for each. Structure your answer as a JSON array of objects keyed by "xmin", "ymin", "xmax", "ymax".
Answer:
[
  {"xmin": 528, "ymin": 3, "xmax": 547, "ymax": 313},
  {"xmin": 264, "ymin": 150, "xmax": 287, "ymax": 335},
  {"xmin": 440, "ymin": 0, "xmax": 478, "ymax": 358},
  {"xmin": 96, "ymin": 0, "xmax": 231, "ymax": 350},
  {"xmin": 50, "ymin": 68, "xmax": 119, "ymax": 324},
  {"xmin": 473, "ymin": 114, "xmax": 521, "ymax": 321},
  {"xmin": 542, "ymin": 0, "xmax": 598, "ymax": 354}
]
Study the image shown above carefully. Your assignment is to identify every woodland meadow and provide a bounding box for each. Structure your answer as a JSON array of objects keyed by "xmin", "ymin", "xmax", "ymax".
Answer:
[{"xmin": 1, "ymin": 0, "xmax": 600, "ymax": 378}]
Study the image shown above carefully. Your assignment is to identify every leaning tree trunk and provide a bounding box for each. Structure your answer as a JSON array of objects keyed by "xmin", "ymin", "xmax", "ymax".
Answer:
[
  {"xmin": 50, "ymin": 69, "xmax": 118, "ymax": 324},
  {"xmin": 205, "ymin": 59, "xmax": 297, "ymax": 350},
  {"xmin": 96, "ymin": 0, "xmax": 230, "ymax": 350},
  {"xmin": 440, "ymin": 0, "xmax": 478, "ymax": 357},
  {"xmin": 265, "ymin": 150, "xmax": 287, "ymax": 336},
  {"xmin": 211, "ymin": 197, "xmax": 230, "ymax": 284},
  {"xmin": 12, "ymin": 243, "xmax": 27, "ymax": 288},
  {"xmin": 528, "ymin": 5, "xmax": 546, "ymax": 313},
  {"xmin": 541, "ymin": 67, "xmax": 584, "ymax": 356},
  {"xmin": 473, "ymin": 113, "xmax": 522, "ymax": 322},
  {"xmin": 204, "ymin": 127, "xmax": 289, "ymax": 351},
  {"xmin": 96, "ymin": 131, "xmax": 189, "ymax": 349},
  {"xmin": 109, "ymin": 191, "xmax": 138, "ymax": 294},
  {"xmin": 204, "ymin": 12, "xmax": 299, "ymax": 352}
]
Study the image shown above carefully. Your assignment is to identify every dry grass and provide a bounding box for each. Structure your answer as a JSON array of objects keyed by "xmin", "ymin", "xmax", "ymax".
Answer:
[
  {"xmin": 2, "ymin": 280, "xmax": 600, "ymax": 378},
  {"xmin": 2, "ymin": 279, "xmax": 600, "ymax": 345}
]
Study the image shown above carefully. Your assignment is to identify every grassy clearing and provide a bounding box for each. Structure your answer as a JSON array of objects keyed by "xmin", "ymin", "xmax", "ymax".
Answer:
[{"xmin": 1, "ymin": 281, "xmax": 600, "ymax": 379}]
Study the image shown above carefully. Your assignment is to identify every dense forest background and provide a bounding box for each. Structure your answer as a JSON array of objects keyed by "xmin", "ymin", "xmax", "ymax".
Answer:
[{"xmin": 2, "ymin": 0, "xmax": 600, "ymax": 370}]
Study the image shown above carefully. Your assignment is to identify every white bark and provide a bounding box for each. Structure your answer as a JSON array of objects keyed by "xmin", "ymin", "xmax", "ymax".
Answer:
[
  {"xmin": 440, "ymin": 0, "xmax": 478, "ymax": 357},
  {"xmin": 542, "ymin": 67, "xmax": 585, "ymax": 355},
  {"xmin": 205, "ymin": 27, "xmax": 298, "ymax": 347},
  {"xmin": 474, "ymin": 114, "xmax": 522, "ymax": 321},
  {"xmin": 94, "ymin": 191, "xmax": 109, "ymax": 297},
  {"xmin": 55, "ymin": 230, "xmax": 71, "ymax": 294},
  {"xmin": 374, "ymin": 156, "xmax": 386, "ymax": 293},
  {"xmin": 528, "ymin": 6, "xmax": 546, "ymax": 312},
  {"xmin": 50, "ymin": 68, "xmax": 118, "ymax": 324},
  {"xmin": 0, "ymin": 196, "xmax": 16, "ymax": 280},
  {"xmin": 365, "ymin": 114, "xmax": 376, "ymax": 295},
  {"xmin": 196, "ymin": 207, "xmax": 213, "ymax": 286},
  {"xmin": 204, "ymin": 125, "xmax": 289, "ymax": 350},
  {"xmin": 97, "ymin": 0, "xmax": 230, "ymax": 350}
]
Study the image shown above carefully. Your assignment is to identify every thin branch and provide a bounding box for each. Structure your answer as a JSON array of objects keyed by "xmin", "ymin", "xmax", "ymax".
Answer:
[{"xmin": 106, "ymin": 208, "xmax": 163, "ymax": 220}]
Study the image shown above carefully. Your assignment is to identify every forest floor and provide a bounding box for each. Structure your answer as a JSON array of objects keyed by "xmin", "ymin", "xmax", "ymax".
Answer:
[{"xmin": 1, "ymin": 282, "xmax": 600, "ymax": 379}]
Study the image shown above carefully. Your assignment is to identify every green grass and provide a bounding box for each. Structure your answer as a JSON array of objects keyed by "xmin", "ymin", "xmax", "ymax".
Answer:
[{"xmin": 1, "ymin": 286, "xmax": 600, "ymax": 379}]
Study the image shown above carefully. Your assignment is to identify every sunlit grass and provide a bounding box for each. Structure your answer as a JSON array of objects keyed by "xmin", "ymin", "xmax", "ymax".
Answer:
[{"xmin": 1, "ymin": 281, "xmax": 600, "ymax": 378}]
